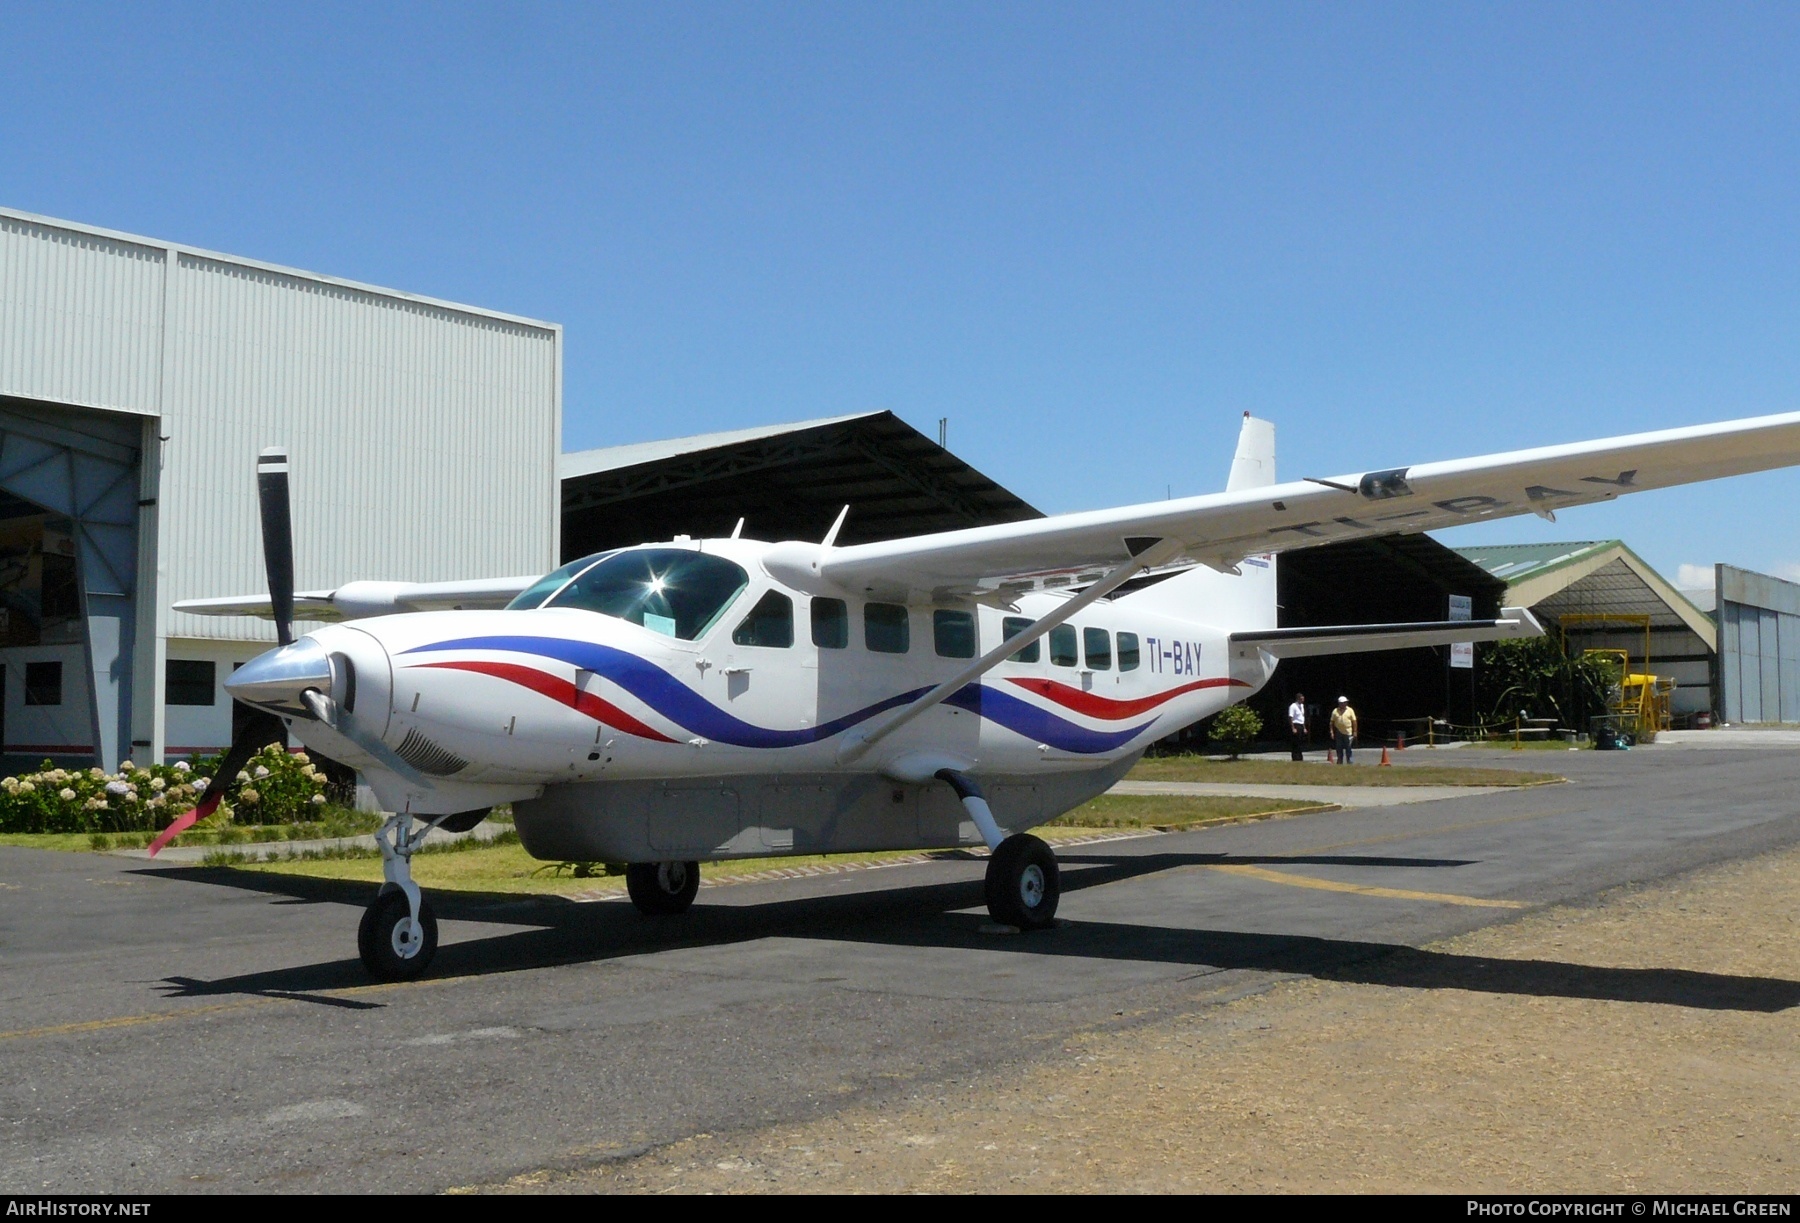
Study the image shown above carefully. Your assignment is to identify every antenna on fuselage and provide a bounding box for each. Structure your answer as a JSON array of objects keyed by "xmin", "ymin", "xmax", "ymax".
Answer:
[
  {"xmin": 730, "ymin": 517, "xmax": 745, "ymax": 539},
  {"xmin": 821, "ymin": 504, "xmax": 850, "ymax": 548}
]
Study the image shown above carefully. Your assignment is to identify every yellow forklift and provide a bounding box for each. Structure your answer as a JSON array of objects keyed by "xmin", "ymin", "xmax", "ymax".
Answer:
[{"xmin": 1560, "ymin": 615, "xmax": 1675, "ymax": 747}]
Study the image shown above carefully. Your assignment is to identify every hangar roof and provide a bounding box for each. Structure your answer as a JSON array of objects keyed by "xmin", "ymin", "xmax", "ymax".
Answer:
[
  {"xmin": 1452, "ymin": 540, "xmax": 1716, "ymax": 649},
  {"xmin": 559, "ymin": 411, "xmax": 1042, "ymax": 560}
]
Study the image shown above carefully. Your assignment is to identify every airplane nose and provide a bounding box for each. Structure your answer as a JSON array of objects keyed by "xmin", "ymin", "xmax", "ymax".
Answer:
[{"xmin": 224, "ymin": 638, "xmax": 334, "ymax": 716}]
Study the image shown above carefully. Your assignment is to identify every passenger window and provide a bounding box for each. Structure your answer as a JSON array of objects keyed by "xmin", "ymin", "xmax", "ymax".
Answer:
[
  {"xmin": 732, "ymin": 590, "xmax": 794, "ymax": 647},
  {"xmin": 934, "ymin": 610, "xmax": 975, "ymax": 658},
  {"xmin": 1084, "ymin": 627, "xmax": 1112, "ymax": 670},
  {"xmin": 1049, "ymin": 624, "xmax": 1078, "ymax": 668},
  {"xmin": 811, "ymin": 597, "xmax": 849, "ymax": 649},
  {"xmin": 1003, "ymin": 615, "xmax": 1039, "ymax": 663},
  {"xmin": 1118, "ymin": 631, "xmax": 1140, "ymax": 672},
  {"xmin": 865, "ymin": 603, "xmax": 910, "ymax": 654}
]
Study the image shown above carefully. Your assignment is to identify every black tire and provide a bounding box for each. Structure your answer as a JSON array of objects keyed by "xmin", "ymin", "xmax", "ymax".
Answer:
[
  {"xmin": 985, "ymin": 834, "xmax": 1060, "ymax": 930},
  {"xmin": 357, "ymin": 889, "xmax": 438, "ymax": 981},
  {"xmin": 626, "ymin": 860, "xmax": 701, "ymax": 915}
]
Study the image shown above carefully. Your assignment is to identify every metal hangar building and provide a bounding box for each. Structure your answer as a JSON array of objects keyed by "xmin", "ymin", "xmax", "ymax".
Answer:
[{"xmin": 0, "ymin": 207, "xmax": 560, "ymax": 768}]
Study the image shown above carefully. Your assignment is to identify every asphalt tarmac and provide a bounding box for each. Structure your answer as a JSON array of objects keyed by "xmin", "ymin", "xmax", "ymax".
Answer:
[{"xmin": 3, "ymin": 744, "xmax": 1797, "ymax": 1194}]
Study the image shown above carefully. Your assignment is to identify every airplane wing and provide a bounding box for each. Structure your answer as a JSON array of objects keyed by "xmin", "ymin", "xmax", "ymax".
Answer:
[
  {"xmin": 1231, "ymin": 607, "xmax": 1543, "ymax": 659},
  {"xmin": 818, "ymin": 411, "xmax": 1800, "ymax": 601},
  {"xmin": 174, "ymin": 575, "xmax": 541, "ymax": 622}
]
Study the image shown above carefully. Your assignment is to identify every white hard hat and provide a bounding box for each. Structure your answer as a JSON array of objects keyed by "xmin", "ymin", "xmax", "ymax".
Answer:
[{"xmin": 1337, "ymin": 695, "xmax": 1349, "ymax": 703}]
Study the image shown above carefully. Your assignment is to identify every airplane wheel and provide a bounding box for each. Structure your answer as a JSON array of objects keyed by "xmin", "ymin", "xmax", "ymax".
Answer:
[
  {"xmin": 986, "ymin": 834, "xmax": 1060, "ymax": 930},
  {"xmin": 626, "ymin": 860, "xmax": 700, "ymax": 915},
  {"xmin": 358, "ymin": 890, "xmax": 438, "ymax": 981}
]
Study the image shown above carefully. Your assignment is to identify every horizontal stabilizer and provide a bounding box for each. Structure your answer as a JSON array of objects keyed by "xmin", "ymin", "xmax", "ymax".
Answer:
[
  {"xmin": 173, "ymin": 575, "xmax": 541, "ymax": 623},
  {"xmin": 1232, "ymin": 607, "xmax": 1543, "ymax": 659}
]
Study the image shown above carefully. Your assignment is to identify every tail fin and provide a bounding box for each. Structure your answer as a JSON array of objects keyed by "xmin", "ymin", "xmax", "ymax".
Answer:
[
  {"xmin": 1123, "ymin": 413, "xmax": 1278, "ymax": 630},
  {"xmin": 1226, "ymin": 412, "xmax": 1276, "ymax": 492}
]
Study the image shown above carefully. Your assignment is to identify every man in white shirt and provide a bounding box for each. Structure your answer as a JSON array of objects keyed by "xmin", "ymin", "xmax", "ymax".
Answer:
[{"xmin": 1287, "ymin": 692, "xmax": 1308, "ymax": 761}]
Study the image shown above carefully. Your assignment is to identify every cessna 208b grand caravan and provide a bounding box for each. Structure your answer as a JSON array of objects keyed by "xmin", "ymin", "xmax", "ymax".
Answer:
[{"xmin": 163, "ymin": 411, "xmax": 1800, "ymax": 980}]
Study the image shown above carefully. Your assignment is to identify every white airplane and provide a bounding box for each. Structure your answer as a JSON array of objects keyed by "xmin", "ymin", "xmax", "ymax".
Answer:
[{"xmin": 163, "ymin": 411, "xmax": 1800, "ymax": 980}]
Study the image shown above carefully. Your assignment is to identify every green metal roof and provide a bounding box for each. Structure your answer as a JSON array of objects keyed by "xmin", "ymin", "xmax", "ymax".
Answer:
[{"xmin": 1450, "ymin": 541, "xmax": 1619, "ymax": 585}]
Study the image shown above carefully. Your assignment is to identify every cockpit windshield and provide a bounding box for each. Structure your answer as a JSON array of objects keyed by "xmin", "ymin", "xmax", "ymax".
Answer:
[
  {"xmin": 539, "ymin": 548, "xmax": 749, "ymax": 640},
  {"xmin": 504, "ymin": 552, "xmax": 617, "ymax": 611}
]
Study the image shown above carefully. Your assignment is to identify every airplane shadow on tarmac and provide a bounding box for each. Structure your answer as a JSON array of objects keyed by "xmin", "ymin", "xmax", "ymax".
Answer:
[{"xmin": 140, "ymin": 848, "xmax": 1800, "ymax": 1015}]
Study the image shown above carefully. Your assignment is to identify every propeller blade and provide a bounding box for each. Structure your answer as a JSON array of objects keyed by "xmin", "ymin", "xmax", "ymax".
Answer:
[
  {"xmin": 146, "ymin": 710, "xmax": 286, "ymax": 857},
  {"xmin": 257, "ymin": 447, "xmax": 296, "ymax": 647}
]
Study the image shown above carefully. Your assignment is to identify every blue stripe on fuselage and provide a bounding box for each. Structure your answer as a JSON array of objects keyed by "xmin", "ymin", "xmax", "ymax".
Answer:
[{"xmin": 401, "ymin": 635, "xmax": 1152, "ymax": 753}]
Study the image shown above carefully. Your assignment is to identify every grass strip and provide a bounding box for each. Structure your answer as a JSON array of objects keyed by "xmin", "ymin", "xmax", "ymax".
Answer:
[{"xmin": 212, "ymin": 793, "xmax": 1332, "ymax": 897}]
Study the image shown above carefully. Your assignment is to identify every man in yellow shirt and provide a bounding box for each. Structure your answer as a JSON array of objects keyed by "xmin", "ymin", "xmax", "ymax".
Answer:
[{"xmin": 1329, "ymin": 696, "xmax": 1358, "ymax": 765}]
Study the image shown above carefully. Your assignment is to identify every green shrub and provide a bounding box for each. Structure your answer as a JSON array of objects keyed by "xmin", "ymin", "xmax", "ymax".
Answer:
[{"xmin": 1208, "ymin": 704, "xmax": 1264, "ymax": 761}]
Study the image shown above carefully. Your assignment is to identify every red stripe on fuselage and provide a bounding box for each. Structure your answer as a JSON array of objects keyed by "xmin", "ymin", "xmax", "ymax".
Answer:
[
  {"xmin": 1005, "ymin": 675, "xmax": 1248, "ymax": 720},
  {"xmin": 411, "ymin": 660, "xmax": 678, "ymax": 743}
]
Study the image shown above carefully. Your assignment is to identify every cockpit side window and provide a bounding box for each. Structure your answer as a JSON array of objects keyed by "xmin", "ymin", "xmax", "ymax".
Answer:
[
  {"xmin": 543, "ymin": 548, "xmax": 749, "ymax": 640},
  {"xmin": 732, "ymin": 590, "xmax": 794, "ymax": 648},
  {"xmin": 505, "ymin": 552, "xmax": 615, "ymax": 610}
]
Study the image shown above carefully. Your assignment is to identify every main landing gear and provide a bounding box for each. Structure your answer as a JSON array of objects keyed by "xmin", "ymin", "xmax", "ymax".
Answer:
[
  {"xmin": 936, "ymin": 768, "xmax": 1061, "ymax": 930},
  {"xmin": 359, "ymin": 812, "xmax": 443, "ymax": 981},
  {"xmin": 626, "ymin": 860, "xmax": 701, "ymax": 915}
]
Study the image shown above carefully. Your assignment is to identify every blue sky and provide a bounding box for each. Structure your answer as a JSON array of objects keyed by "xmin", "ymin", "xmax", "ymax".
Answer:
[{"xmin": 6, "ymin": 2, "xmax": 1800, "ymax": 586}]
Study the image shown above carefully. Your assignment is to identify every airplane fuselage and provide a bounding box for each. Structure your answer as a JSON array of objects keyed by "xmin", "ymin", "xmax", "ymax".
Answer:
[{"xmin": 239, "ymin": 537, "xmax": 1276, "ymax": 862}]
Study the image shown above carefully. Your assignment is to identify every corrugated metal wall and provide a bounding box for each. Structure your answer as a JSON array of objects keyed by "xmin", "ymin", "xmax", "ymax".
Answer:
[
  {"xmin": 163, "ymin": 252, "xmax": 559, "ymax": 641},
  {"xmin": 0, "ymin": 215, "xmax": 165, "ymax": 415},
  {"xmin": 1717, "ymin": 564, "xmax": 1800, "ymax": 724},
  {"xmin": 0, "ymin": 208, "xmax": 562, "ymax": 648}
]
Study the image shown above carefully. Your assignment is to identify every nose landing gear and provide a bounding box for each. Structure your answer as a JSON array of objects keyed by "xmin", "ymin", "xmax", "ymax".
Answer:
[{"xmin": 359, "ymin": 812, "xmax": 444, "ymax": 981}]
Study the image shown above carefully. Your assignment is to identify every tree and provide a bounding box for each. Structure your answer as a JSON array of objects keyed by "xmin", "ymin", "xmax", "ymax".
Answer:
[{"xmin": 1476, "ymin": 636, "xmax": 1620, "ymax": 728}]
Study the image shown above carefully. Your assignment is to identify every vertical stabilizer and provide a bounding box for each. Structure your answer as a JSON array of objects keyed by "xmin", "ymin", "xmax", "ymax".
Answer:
[
  {"xmin": 1226, "ymin": 412, "xmax": 1277, "ymax": 491},
  {"xmin": 1124, "ymin": 413, "xmax": 1279, "ymax": 633}
]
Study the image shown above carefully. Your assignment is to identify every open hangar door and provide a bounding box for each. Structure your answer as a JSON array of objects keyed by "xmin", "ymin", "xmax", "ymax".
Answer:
[
  {"xmin": 1230, "ymin": 535, "xmax": 1506, "ymax": 749},
  {"xmin": 0, "ymin": 396, "xmax": 142, "ymax": 772}
]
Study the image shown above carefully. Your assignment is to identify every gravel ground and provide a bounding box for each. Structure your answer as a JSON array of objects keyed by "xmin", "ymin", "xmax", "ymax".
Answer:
[{"xmin": 472, "ymin": 840, "xmax": 1800, "ymax": 1194}]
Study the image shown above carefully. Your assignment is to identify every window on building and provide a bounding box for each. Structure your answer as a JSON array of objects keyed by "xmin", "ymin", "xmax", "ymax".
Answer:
[
  {"xmin": 865, "ymin": 603, "xmax": 910, "ymax": 654},
  {"xmin": 934, "ymin": 610, "xmax": 976, "ymax": 659},
  {"xmin": 166, "ymin": 659, "xmax": 216, "ymax": 706},
  {"xmin": 812, "ymin": 597, "xmax": 849, "ymax": 649},
  {"xmin": 24, "ymin": 661, "xmax": 61, "ymax": 706},
  {"xmin": 1003, "ymin": 616, "xmax": 1039, "ymax": 663},
  {"xmin": 731, "ymin": 590, "xmax": 794, "ymax": 647},
  {"xmin": 1049, "ymin": 625, "xmax": 1078, "ymax": 668},
  {"xmin": 1118, "ymin": 632, "xmax": 1141, "ymax": 672},
  {"xmin": 1084, "ymin": 627, "xmax": 1112, "ymax": 670}
]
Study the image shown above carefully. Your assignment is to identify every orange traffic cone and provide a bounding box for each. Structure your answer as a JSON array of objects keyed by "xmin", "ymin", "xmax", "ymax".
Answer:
[{"xmin": 1379, "ymin": 746, "xmax": 1391, "ymax": 766}]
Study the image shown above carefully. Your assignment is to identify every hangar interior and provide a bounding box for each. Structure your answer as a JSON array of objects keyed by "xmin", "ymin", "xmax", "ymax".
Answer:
[
  {"xmin": 0, "ymin": 396, "xmax": 144, "ymax": 769},
  {"xmin": 1455, "ymin": 541, "xmax": 1717, "ymax": 719}
]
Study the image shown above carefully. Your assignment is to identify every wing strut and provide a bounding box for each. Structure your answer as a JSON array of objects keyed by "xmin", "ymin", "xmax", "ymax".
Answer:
[{"xmin": 837, "ymin": 537, "xmax": 1184, "ymax": 763}]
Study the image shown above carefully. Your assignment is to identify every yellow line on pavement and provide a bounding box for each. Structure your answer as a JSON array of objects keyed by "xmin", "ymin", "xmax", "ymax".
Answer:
[
  {"xmin": 0, "ymin": 998, "xmax": 276, "ymax": 1042},
  {"xmin": 1205, "ymin": 862, "xmax": 1528, "ymax": 908}
]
